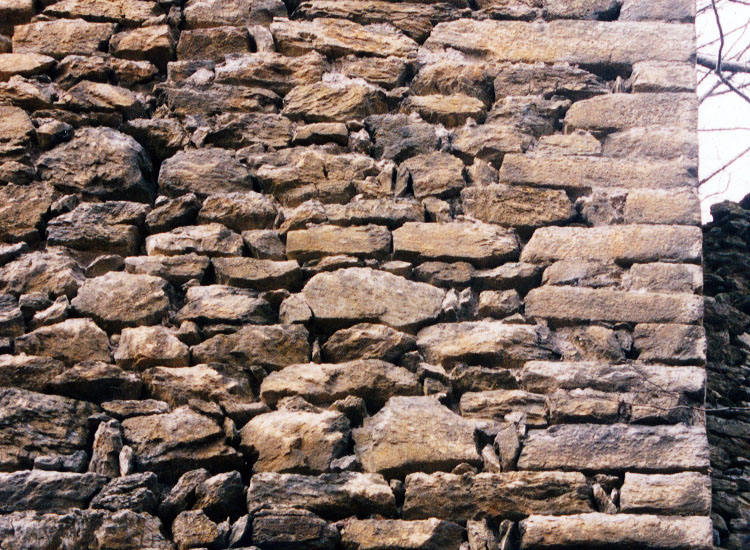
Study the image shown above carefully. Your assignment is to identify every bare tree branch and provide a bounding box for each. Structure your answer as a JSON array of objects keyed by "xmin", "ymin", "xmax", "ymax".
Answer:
[{"xmin": 698, "ymin": 54, "xmax": 750, "ymax": 72}]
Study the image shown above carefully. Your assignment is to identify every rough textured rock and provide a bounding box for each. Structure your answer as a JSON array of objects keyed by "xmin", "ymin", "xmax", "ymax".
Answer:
[
  {"xmin": 37, "ymin": 127, "xmax": 154, "ymax": 203},
  {"xmin": 519, "ymin": 513, "xmax": 713, "ymax": 550},
  {"xmin": 260, "ymin": 360, "xmax": 420, "ymax": 408},
  {"xmin": 517, "ymin": 424, "xmax": 710, "ymax": 472},
  {"xmin": 353, "ymin": 396, "xmax": 480, "ymax": 477},
  {"xmin": 15, "ymin": 318, "xmax": 110, "ymax": 365},
  {"xmin": 287, "ymin": 225, "xmax": 391, "ymax": 261},
  {"xmin": 158, "ymin": 148, "xmax": 253, "ymax": 198},
  {"xmin": 340, "ymin": 518, "xmax": 465, "ymax": 550},
  {"xmin": 403, "ymin": 471, "xmax": 593, "ymax": 521},
  {"xmin": 213, "ymin": 257, "xmax": 301, "ymax": 291},
  {"xmin": 302, "ymin": 268, "xmax": 445, "ymax": 332},
  {"xmin": 71, "ymin": 272, "xmax": 170, "ymax": 331},
  {"xmin": 0, "ymin": 470, "xmax": 106, "ymax": 513},
  {"xmin": 619, "ymin": 472, "xmax": 711, "ymax": 515},
  {"xmin": 176, "ymin": 284, "xmax": 273, "ymax": 325},
  {"xmin": 145, "ymin": 224, "xmax": 244, "ymax": 257},
  {"xmin": 252, "ymin": 508, "xmax": 339, "ymax": 550},
  {"xmin": 247, "ymin": 471, "xmax": 396, "ymax": 519},
  {"xmin": 114, "ymin": 326, "xmax": 190, "ymax": 370},
  {"xmin": 322, "ymin": 324, "xmax": 416, "ymax": 363},
  {"xmin": 462, "ymin": 185, "xmax": 574, "ymax": 229}
]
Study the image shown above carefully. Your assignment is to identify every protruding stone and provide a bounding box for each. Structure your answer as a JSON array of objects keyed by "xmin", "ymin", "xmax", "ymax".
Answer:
[
  {"xmin": 13, "ymin": 19, "xmax": 115, "ymax": 59},
  {"xmin": 287, "ymin": 225, "xmax": 391, "ymax": 261},
  {"xmin": 143, "ymin": 364, "xmax": 255, "ymax": 409},
  {"xmin": 145, "ymin": 223, "xmax": 244, "ymax": 257},
  {"xmin": 462, "ymin": 185, "xmax": 574, "ymax": 229},
  {"xmin": 176, "ymin": 284, "xmax": 273, "ymax": 325},
  {"xmin": 159, "ymin": 148, "xmax": 253, "ymax": 198},
  {"xmin": 252, "ymin": 508, "xmax": 339, "ymax": 550},
  {"xmin": 283, "ymin": 80, "xmax": 388, "ymax": 123},
  {"xmin": 353, "ymin": 396, "xmax": 481, "ymax": 477},
  {"xmin": 47, "ymin": 361, "xmax": 141, "ymax": 403},
  {"xmin": 460, "ymin": 390, "xmax": 548, "ymax": 426},
  {"xmin": 213, "ymin": 257, "xmax": 301, "ymax": 291},
  {"xmin": 620, "ymin": 472, "xmax": 711, "ymax": 515},
  {"xmin": 15, "ymin": 318, "xmax": 110, "ymax": 365},
  {"xmin": 0, "ymin": 470, "xmax": 106, "ymax": 513},
  {"xmin": 322, "ymin": 323, "xmax": 416, "ymax": 363},
  {"xmin": 183, "ymin": 0, "xmax": 287, "ymax": 28},
  {"xmin": 114, "ymin": 326, "xmax": 190, "ymax": 371},
  {"xmin": 340, "ymin": 518, "xmax": 465, "ymax": 550}
]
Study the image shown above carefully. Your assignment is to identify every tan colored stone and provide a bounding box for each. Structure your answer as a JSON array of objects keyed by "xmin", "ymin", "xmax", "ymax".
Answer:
[
  {"xmin": 213, "ymin": 257, "xmax": 301, "ymax": 291},
  {"xmin": 159, "ymin": 148, "xmax": 253, "ymax": 198},
  {"xmin": 403, "ymin": 471, "xmax": 593, "ymax": 521},
  {"xmin": 15, "ymin": 318, "xmax": 110, "ymax": 366},
  {"xmin": 176, "ymin": 284, "xmax": 272, "ymax": 325},
  {"xmin": 519, "ymin": 513, "xmax": 712, "ymax": 550},
  {"xmin": 623, "ymin": 262, "xmax": 702, "ymax": 293},
  {"xmin": 525, "ymin": 286, "xmax": 703, "ymax": 323},
  {"xmin": 0, "ymin": 183, "xmax": 56, "ymax": 244},
  {"xmin": 143, "ymin": 364, "xmax": 255, "ymax": 408},
  {"xmin": 620, "ymin": 472, "xmax": 711, "ymax": 515},
  {"xmin": 287, "ymin": 225, "xmax": 391, "ymax": 262},
  {"xmin": 633, "ymin": 323, "xmax": 706, "ymax": 365},
  {"xmin": 498, "ymin": 154, "xmax": 696, "ymax": 190},
  {"xmin": 424, "ymin": 20, "xmax": 694, "ymax": 66},
  {"xmin": 215, "ymin": 51, "xmax": 324, "ymax": 95},
  {"xmin": 517, "ymin": 424, "xmax": 710, "ymax": 472},
  {"xmin": 0, "ymin": 250, "xmax": 84, "ymax": 299},
  {"xmin": 624, "ymin": 188, "xmax": 700, "ymax": 225},
  {"xmin": 396, "ymin": 152, "xmax": 465, "ymax": 199},
  {"xmin": 338, "ymin": 55, "xmax": 409, "ymax": 90},
  {"xmin": 271, "ymin": 18, "xmax": 419, "ymax": 58},
  {"xmin": 340, "ymin": 518, "xmax": 465, "ymax": 550},
  {"xmin": 177, "ymin": 26, "xmax": 252, "ymax": 61},
  {"xmin": 417, "ymin": 321, "xmax": 558, "ymax": 368},
  {"xmin": 109, "ymin": 25, "xmax": 174, "ymax": 71},
  {"xmin": 620, "ymin": 0, "xmax": 695, "ymax": 22},
  {"xmin": 459, "ymin": 390, "xmax": 548, "ymax": 426},
  {"xmin": 393, "ymin": 222, "xmax": 519, "ymax": 267},
  {"xmin": 240, "ymin": 407, "xmax": 349, "ymax": 474},
  {"xmin": 183, "ymin": 0, "xmax": 287, "ymax": 28},
  {"xmin": 43, "ymin": 0, "xmax": 159, "ymax": 25},
  {"xmin": 322, "ymin": 323, "xmax": 416, "ymax": 363},
  {"xmin": 145, "ymin": 224, "xmax": 244, "ymax": 257},
  {"xmin": 493, "ymin": 62, "xmax": 608, "ymax": 99},
  {"xmin": 521, "ymin": 225, "xmax": 702, "ymax": 264},
  {"xmin": 12, "ymin": 19, "xmax": 115, "ymax": 59},
  {"xmin": 353, "ymin": 396, "xmax": 481, "ymax": 477},
  {"xmin": 124, "ymin": 254, "xmax": 210, "ymax": 285},
  {"xmin": 114, "ymin": 326, "xmax": 190, "ymax": 370},
  {"xmin": 401, "ymin": 94, "xmax": 486, "ymax": 127},
  {"xmin": 283, "ymin": 81, "xmax": 388, "ymax": 123},
  {"xmin": 302, "ymin": 267, "xmax": 445, "ymax": 332},
  {"xmin": 0, "ymin": 53, "xmax": 55, "ymax": 82},
  {"xmin": 462, "ymin": 185, "xmax": 574, "ymax": 229},
  {"xmin": 260, "ymin": 360, "xmax": 420, "ymax": 408},
  {"xmin": 603, "ymin": 126, "xmax": 698, "ymax": 160}
]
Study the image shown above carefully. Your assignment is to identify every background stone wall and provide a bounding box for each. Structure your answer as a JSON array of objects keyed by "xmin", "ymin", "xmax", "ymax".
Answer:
[
  {"xmin": 704, "ymin": 196, "xmax": 750, "ymax": 550},
  {"xmin": 0, "ymin": 0, "xmax": 710, "ymax": 548}
]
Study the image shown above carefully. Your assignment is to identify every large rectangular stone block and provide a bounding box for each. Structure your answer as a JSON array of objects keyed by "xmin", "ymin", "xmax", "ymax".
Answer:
[
  {"xmin": 525, "ymin": 286, "xmax": 703, "ymax": 323},
  {"xmin": 402, "ymin": 471, "xmax": 593, "ymax": 521},
  {"xmin": 564, "ymin": 93, "xmax": 698, "ymax": 134},
  {"xmin": 620, "ymin": 472, "xmax": 711, "ymax": 515},
  {"xmin": 517, "ymin": 424, "xmax": 710, "ymax": 472},
  {"xmin": 520, "ymin": 513, "xmax": 713, "ymax": 549},
  {"xmin": 424, "ymin": 20, "xmax": 694, "ymax": 66},
  {"xmin": 497, "ymin": 155, "xmax": 696, "ymax": 190},
  {"xmin": 521, "ymin": 225, "xmax": 702, "ymax": 264}
]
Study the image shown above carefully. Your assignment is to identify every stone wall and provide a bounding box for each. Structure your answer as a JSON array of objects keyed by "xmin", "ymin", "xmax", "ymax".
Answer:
[
  {"xmin": 704, "ymin": 197, "xmax": 750, "ymax": 550},
  {"xmin": 0, "ymin": 0, "xmax": 709, "ymax": 548}
]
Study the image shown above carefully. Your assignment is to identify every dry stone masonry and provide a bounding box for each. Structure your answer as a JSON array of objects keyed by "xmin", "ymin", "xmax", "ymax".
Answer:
[{"xmin": 0, "ymin": 0, "xmax": 710, "ymax": 548}]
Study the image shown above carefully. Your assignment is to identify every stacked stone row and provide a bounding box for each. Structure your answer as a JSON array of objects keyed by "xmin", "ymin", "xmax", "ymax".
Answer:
[{"xmin": 0, "ymin": 0, "xmax": 710, "ymax": 548}]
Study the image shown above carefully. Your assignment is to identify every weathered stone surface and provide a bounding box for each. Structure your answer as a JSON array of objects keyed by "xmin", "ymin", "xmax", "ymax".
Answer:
[
  {"xmin": 0, "ymin": 509, "xmax": 175, "ymax": 550},
  {"xmin": 57, "ymin": 81, "xmax": 148, "ymax": 120},
  {"xmin": 88, "ymin": 419, "xmax": 122, "ymax": 477},
  {"xmin": 393, "ymin": 222, "xmax": 519, "ymax": 268},
  {"xmin": 302, "ymin": 268, "xmax": 445, "ymax": 332},
  {"xmin": 492, "ymin": 62, "xmax": 608, "ymax": 99},
  {"xmin": 213, "ymin": 259, "xmax": 298, "ymax": 294},
  {"xmin": 191, "ymin": 324, "xmax": 310, "ymax": 369},
  {"xmin": 517, "ymin": 424, "xmax": 710, "ymax": 472},
  {"xmin": 403, "ymin": 471, "xmax": 593, "ymax": 521},
  {"xmin": 365, "ymin": 114, "xmax": 439, "ymax": 162},
  {"xmin": 633, "ymin": 323, "xmax": 706, "ymax": 365},
  {"xmin": 146, "ymin": 224, "xmax": 244, "ymax": 257},
  {"xmin": 0, "ymin": 470, "xmax": 106, "ymax": 513},
  {"xmin": 42, "ymin": 0, "xmax": 159, "ymax": 25},
  {"xmin": 122, "ymin": 406, "xmax": 243, "ymax": 481},
  {"xmin": 110, "ymin": 26, "xmax": 174, "ymax": 71},
  {"xmin": 287, "ymin": 225, "xmax": 391, "ymax": 262},
  {"xmin": 47, "ymin": 361, "xmax": 141, "ymax": 403},
  {"xmin": 47, "ymin": 201, "xmax": 148, "ymax": 256},
  {"xmin": 177, "ymin": 27, "xmax": 252, "ymax": 62},
  {"xmin": 0, "ymin": 294, "xmax": 22, "ymax": 338},
  {"xmin": 15, "ymin": 318, "xmax": 109, "ymax": 365},
  {"xmin": 624, "ymin": 188, "xmax": 701, "ymax": 225},
  {"xmin": 337, "ymin": 55, "xmax": 409, "ymax": 90},
  {"xmin": 0, "ymin": 250, "xmax": 82, "ymax": 299},
  {"xmin": 519, "ymin": 513, "xmax": 713, "ymax": 550},
  {"xmin": 215, "ymin": 51, "xmax": 324, "ymax": 95},
  {"xmin": 0, "ymin": 388, "xmax": 98, "ymax": 470},
  {"xmin": 353, "ymin": 396, "xmax": 480, "ymax": 477},
  {"xmin": 497, "ymin": 154, "xmax": 695, "ymax": 190},
  {"xmin": 424, "ymin": 20, "xmax": 694, "ymax": 66},
  {"xmin": 460, "ymin": 390, "xmax": 548, "ymax": 426},
  {"xmin": 198, "ymin": 191, "xmax": 277, "ymax": 233},
  {"xmin": 172, "ymin": 509, "xmax": 225, "ymax": 550},
  {"xmin": 114, "ymin": 326, "xmax": 190, "ymax": 370},
  {"xmin": 252, "ymin": 508, "xmax": 339, "ymax": 550},
  {"xmin": 520, "ymin": 361, "xmax": 706, "ymax": 398},
  {"xmin": 143, "ymin": 364, "xmax": 254, "ymax": 409},
  {"xmin": 13, "ymin": 19, "xmax": 115, "ymax": 59},
  {"xmin": 37, "ymin": 127, "xmax": 154, "ymax": 202},
  {"xmin": 283, "ymin": 80, "xmax": 388, "ymax": 123},
  {"xmin": 631, "ymin": 61, "xmax": 696, "ymax": 93},
  {"xmin": 603, "ymin": 126, "xmax": 697, "ymax": 160},
  {"xmin": 161, "ymin": 80, "xmax": 281, "ymax": 116},
  {"xmin": 565, "ymin": 93, "xmax": 697, "ymax": 134},
  {"xmin": 624, "ymin": 263, "xmax": 702, "ymax": 293},
  {"xmin": 417, "ymin": 321, "xmax": 557, "ymax": 368},
  {"xmin": 193, "ymin": 470, "xmax": 245, "ymax": 521},
  {"xmin": 340, "ymin": 518, "xmax": 465, "ymax": 550},
  {"xmin": 72, "ymin": 272, "xmax": 169, "ymax": 331},
  {"xmin": 177, "ymin": 285, "xmax": 272, "ymax": 325},
  {"xmin": 620, "ymin": 472, "xmax": 711, "ymax": 515},
  {"xmin": 125, "ymin": 254, "xmax": 210, "ymax": 285},
  {"xmin": 322, "ymin": 324, "xmax": 416, "ymax": 363},
  {"xmin": 184, "ymin": 0, "xmax": 287, "ymax": 29},
  {"xmin": 240, "ymin": 407, "xmax": 349, "ymax": 474},
  {"xmin": 621, "ymin": 0, "xmax": 695, "ymax": 22},
  {"xmin": 145, "ymin": 194, "xmax": 201, "ymax": 235},
  {"xmin": 396, "ymin": 152, "xmax": 465, "ymax": 199},
  {"xmin": 260, "ymin": 360, "xmax": 420, "ymax": 408},
  {"xmin": 402, "ymin": 94, "xmax": 486, "ymax": 127},
  {"xmin": 525, "ymin": 286, "xmax": 703, "ymax": 324},
  {"xmin": 477, "ymin": 289, "xmax": 521, "ymax": 318},
  {"xmin": 247, "ymin": 471, "xmax": 396, "ymax": 519},
  {"xmin": 462, "ymin": 185, "xmax": 574, "ymax": 229},
  {"xmin": 522, "ymin": 225, "xmax": 702, "ymax": 264},
  {"xmin": 0, "ymin": 53, "xmax": 55, "ymax": 82},
  {"xmin": 271, "ymin": 18, "xmax": 418, "ymax": 58},
  {"xmin": 159, "ymin": 148, "xmax": 253, "ymax": 198},
  {"xmin": 0, "ymin": 354, "xmax": 66, "ymax": 392},
  {"xmin": 91, "ymin": 472, "xmax": 159, "ymax": 514}
]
